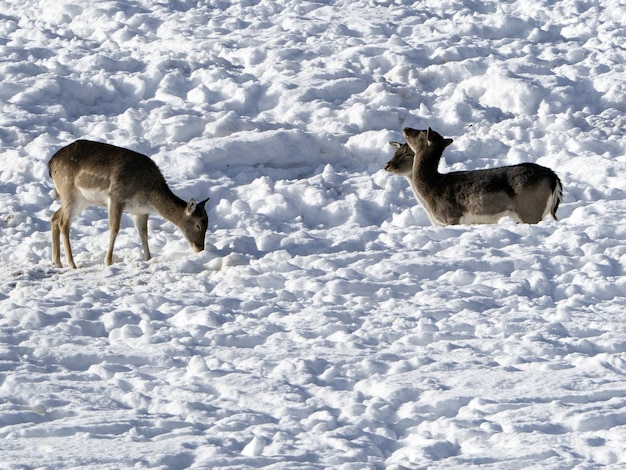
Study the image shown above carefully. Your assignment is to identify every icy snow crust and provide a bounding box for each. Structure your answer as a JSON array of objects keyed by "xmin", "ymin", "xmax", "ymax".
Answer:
[{"xmin": 1, "ymin": 0, "xmax": 626, "ymax": 468}]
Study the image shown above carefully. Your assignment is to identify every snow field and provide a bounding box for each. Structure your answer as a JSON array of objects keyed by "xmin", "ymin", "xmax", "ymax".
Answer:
[{"xmin": 2, "ymin": 0, "xmax": 626, "ymax": 468}]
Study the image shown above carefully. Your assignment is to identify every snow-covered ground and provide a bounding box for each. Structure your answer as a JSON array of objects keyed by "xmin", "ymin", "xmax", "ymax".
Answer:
[{"xmin": 1, "ymin": 0, "xmax": 626, "ymax": 468}]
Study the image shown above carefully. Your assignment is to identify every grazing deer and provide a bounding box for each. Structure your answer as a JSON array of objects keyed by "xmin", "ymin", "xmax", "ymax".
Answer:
[
  {"xmin": 385, "ymin": 127, "xmax": 562, "ymax": 226},
  {"xmin": 48, "ymin": 139, "xmax": 209, "ymax": 268}
]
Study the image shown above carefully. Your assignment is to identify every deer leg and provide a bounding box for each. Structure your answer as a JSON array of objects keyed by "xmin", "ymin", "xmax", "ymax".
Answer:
[
  {"xmin": 63, "ymin": 227, "xmax": 77, "ymax": 268},
  {"xmin": 105, "ymin": 202, "xmax": 124, "ymax": 266},
  {"xmin": 51, "ymin": 209, "xmax": 64, "ymax": 268},
  {"xmin": 132, "ymin": 213, "xmax": 151, "ymax": 261},
  {"xmin": 55, "ymin": 207, "xmax": 78, "ymax": 269},
  {"xmin": 515, "ymin": 184, "xmax": 553, "ymax": 224}
]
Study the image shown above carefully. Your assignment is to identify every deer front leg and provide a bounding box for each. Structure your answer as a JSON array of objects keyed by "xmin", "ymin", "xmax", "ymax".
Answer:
[
  {"xmin": 132, "ymin": 213, "xmax": 152, "ymax": 261},
  {"xmin": 105, "ymin": 202, "xmax": 124, "ymax": 266}
]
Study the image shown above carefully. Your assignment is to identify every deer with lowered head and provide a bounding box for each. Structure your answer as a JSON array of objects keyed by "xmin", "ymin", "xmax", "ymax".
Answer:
[
  {"xmin": 385, "ymin": 127, "xmax": 563, "ymax": 226},
  {"xmin": 48, "ymin": 139, "xmax": 209, "ymax": 268}
]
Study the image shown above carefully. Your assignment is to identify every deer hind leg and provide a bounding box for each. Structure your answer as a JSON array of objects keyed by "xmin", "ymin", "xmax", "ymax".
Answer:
[
  {"xmin": 514, "ymin": 200, "xmax": 544, "ymax": 224},
  {"xmin": 132, "ymin": 213, "xmax": 152, "ymax": 261},
  {"xmin": 105, "ymin": 201, "xmax": 125, "ymax": 266},
  {"xmin": 51, "ymin": 206, "xmax": 78, "ymax": 269},
  {"xmin": 51, "ymin": 209, "xmax": 62, "ymax": 268},
  {"xmin": 515, "ymin": 182, "xmax": 554, "ymax": 224},
  {"xmin": 51, "ymin": 209, "xmax": 64, "ymax": 268}
]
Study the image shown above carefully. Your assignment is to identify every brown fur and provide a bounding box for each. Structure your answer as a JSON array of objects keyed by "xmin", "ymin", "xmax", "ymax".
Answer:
[{"xmin": 48, "ymin": 140, "xmax": 209, "ymax": 268}]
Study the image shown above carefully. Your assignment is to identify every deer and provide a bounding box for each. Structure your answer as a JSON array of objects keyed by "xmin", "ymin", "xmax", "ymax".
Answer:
[
  {"xmin": 385, "ymin": 127, "xmax": 563, "ymax": 226},
  {"xmin": 48, "ymin": 139, "xmax": 210, "ymax": 268}
]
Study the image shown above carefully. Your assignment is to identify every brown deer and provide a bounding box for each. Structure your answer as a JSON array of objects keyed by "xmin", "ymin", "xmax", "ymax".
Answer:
[
  {"xmin": 48, "ymin": 140, "xmax": 209, "ymax": 268},
  {"xmin": 385, "ymin": 128, "xmax": 562, "ymax": 226}
]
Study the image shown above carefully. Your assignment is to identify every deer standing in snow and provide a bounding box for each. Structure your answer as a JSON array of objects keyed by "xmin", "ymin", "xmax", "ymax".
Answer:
[
  {"xmin": 48, "ymin": 139, "xmax": 209, "ymax": 268},
  {"xmin": 385, "ymin": 127, "xmax": 562, "ymax": 226}
]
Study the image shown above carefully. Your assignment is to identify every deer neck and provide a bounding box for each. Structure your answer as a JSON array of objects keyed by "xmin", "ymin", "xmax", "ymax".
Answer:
[
  {"xmin": 150, "ymin": 185, "xmax": 187, "ymax": 225},
  {"xmin": 411, "ymin": 148, "xmax": 443, "ymax": 194}
]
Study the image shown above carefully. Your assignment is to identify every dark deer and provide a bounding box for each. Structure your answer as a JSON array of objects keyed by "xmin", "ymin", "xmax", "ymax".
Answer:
[{"xmin": 385, "ymin": 128, "xmax": 562, "ymax": 226}]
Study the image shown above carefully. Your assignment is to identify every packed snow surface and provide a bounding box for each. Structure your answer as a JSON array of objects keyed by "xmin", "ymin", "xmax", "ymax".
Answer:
[{"xmin": 2, "ymin": 0, "xmax": 626, "ymax": 468}]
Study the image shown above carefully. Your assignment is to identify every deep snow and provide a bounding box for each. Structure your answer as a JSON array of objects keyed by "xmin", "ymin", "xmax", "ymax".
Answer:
[{"xmin": 1, "ymin": 0, "xmax": 626, "ymax": 468}]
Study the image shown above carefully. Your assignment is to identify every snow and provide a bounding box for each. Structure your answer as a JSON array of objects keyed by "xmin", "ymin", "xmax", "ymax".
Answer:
[{"xmin": 1, "ymin": 0, "xmax": 626, "ymax": 468}]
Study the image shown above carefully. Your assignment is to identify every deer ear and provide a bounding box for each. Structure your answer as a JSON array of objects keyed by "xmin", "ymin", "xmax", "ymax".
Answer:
[
  {"xmin": 426, "ymin": 127, "xmax": 432, "ymax": 146},
  {"xmin": 199, "ymin": 197, "xmax": 210, "ymax": 207},
  {"xmin": 444, "ymin": 138, "xmax": 454, "ymax": 148},
  {"xmin": 389, "ymin": 141, "xmax": 403, "ymax": 149},
  {"xmin": 186, "ymin": 199, "xmax": 197, "ymax": 215}
]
